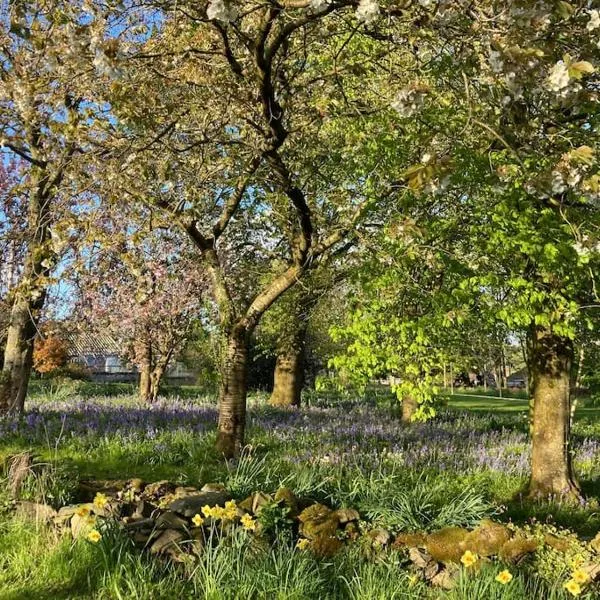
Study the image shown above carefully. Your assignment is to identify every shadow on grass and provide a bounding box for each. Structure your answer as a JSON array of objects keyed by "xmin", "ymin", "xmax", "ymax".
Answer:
[{"xmin": 1, "ymin": 584, "xmax": 97, "ymax": 600}]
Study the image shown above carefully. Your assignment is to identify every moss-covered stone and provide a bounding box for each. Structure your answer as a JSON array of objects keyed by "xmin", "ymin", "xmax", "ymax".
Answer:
[
  {"xmin": 426, "ymin": 527, "xmax": 469, "ymax": 563},
  {"xmin": 463, "ymin": 520, "xmax": 511, "ymax": 557},
  {"xmin": 298, "ymin": 503, "xmax": 339, "ymax": 540},
  {"xmin": 393, "ymin": 531, "xmax": 428, "ymax": 549},
  {"xmin": 274, "ymin": 487, "xmax": 298, "ymax": 515},
  {"xmin": 311, "ymin": 535, "xmax": 344, "ymax": 557},
  {"xmin": 498, "ymin": 537, "xmax": 539, "ymax": 563}
]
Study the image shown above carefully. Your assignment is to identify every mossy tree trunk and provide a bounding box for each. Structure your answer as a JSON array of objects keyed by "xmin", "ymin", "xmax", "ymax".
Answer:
[
  {"xmin": 149, "ymin": 364, "xmax": 166, "ymax": 402},
  {"xmin": 401, "ymin": 395, "xmax": 418, "ymax": 423},
  {"xmin": 215, "ymin": 326, "xmax": 250, "ymax": 458},
  {"xmin": 270, "ymin": 323, "xmax": 307, "ymax": 408},
  {"xmin": 0, "ymin": 177, "xmax": 53, "ymax": 415},
  {"xmin": 139, "ymin": 341, "xmax": 152, "ymax": 402},
  {"xmin": 527, "ymin": 326, "xmax": 581, "ymax": 501}
]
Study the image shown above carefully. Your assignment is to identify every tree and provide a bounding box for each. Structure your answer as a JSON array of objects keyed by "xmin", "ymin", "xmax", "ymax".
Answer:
[
  {"xmin": 75, "ymin": 217, "xmax": 208, "ymax": 402},
  {"xmin": 330, "ymin": 2, "xmax": 600, "ymax": 497},
  {"xmin": 0, "ymin": 1, "xmax": 113, "ymax": 412},
  {"xmin": 96, "ymin": 1, "xmax": 410, "ymax": 456},
  {"xmin": 32, "ymin": 332, "xmax": 69, "ymax": 375}
]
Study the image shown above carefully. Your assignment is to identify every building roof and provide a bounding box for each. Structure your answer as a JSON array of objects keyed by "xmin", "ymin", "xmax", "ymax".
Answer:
[{"xmin": 64, "ymin": 331, "xmax": 122, "ymax": 357}]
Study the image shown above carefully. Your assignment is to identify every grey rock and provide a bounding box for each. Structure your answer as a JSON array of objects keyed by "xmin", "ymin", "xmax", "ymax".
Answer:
[
  {"xmin": 15, "ymin": 501, "xmax": 57, "ymax": 523},
  {"xmin": 167, "ymin": 491, "xmax": 231, "ymax": 518},
  {"xmin": 200, "ymin": 483, "xmax": 226, "ymax": 493},
  {"xmin": 155, "ymin": 511, "xmax": 188, "ymax": 530},
  {"xmin": 150, "ymin": 529, "xmax": 184, "ymax": 554}
]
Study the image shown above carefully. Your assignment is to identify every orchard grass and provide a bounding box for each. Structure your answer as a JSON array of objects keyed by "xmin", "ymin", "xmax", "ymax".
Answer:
[{"xmin": 1, "ymin": 389, "xmax": 599, "ymax": 598}]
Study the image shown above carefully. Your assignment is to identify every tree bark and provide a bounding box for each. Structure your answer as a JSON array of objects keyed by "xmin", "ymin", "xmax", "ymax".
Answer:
[
  {"xmin": 216, "ymin": 327, "xmax": 249, "ymax": 459},
  {"xmin": 270, "ymin": 323, "xmax": 306, "ymax": 408},
  {"xmin": 270, "ymin": 346, "xmax": 305, "ymax": 408},
  {"xmin": 139, "ymin": 341, "xmax": 152, "ymax": 402},
  {"xmin": 527, "ymin": 326, "xmax": 581, "ymax": 500},
  {"xmin": 0, "ymin": 174, "xmax": 54, "ymax": 414},
  {"xmin": 0, "ymin": 294, "xmax": 42, "ymax": 413},
  {"xmin": 401, "ymin": 395, "xmax": 418, "ymax": 423},
  {"xmin": 150, "ymin": 365, "xmax": 165, "ymax": 402}
]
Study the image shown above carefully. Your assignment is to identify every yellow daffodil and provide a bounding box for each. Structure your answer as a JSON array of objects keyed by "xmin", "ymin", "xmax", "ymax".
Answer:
[
  {"xmin": 296, "ymin": 538, "xmax": 310, "ymax": 550},
  {"xmin": 192, "ymin": 514, "xmax": 204, "ymax": 527},
  {"xmin": 201, "ymin": 505, "xmax": 213, "ymax": 518},
  {"xmin": 93, "ymin": 493, "xmax": 108, "ymax": 509},
  {"xmin": 564, "ymin": 580, "xmax": 582, "ymax": 597},
  {"xmin": 87, "ymin": 529, "xmax": 102, "ymax": 543},
  {"xmin": 75, "ymin": 506, "xmax": 90, "ymax": 518},
  {"xmin": 240, "ymin": 513, "xmax": 256, "ymax": 531},
  {"xmin": 572, "ymin": 569, "xmax": 589, "ymax": 585},
  {"xmin": 223, "ymin": 500, "xmax": 238, "ymax": 520},
  {"xmin": 495, "ymin": 570, "xmax": 513, "ymax": 585},
  {"xmin": 211, "ymin": 506, "xmax": 225, "ymax": 520},
  {"xmin": 460, "ymin": 550, "xmax": 478, "ymax": 568}
]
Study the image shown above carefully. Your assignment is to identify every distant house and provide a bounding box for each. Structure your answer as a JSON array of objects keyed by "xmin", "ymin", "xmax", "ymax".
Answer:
[
  {"xmin": 64, "ymin": 331, "xmax": 196, "ymax": 384},
  {"xmin": 507, "ymin": 368, "xmax": 528, "ymax": 389},
  {"xmin": 65, "ymin": 331, "xmax": 137, "ymax": 382}
]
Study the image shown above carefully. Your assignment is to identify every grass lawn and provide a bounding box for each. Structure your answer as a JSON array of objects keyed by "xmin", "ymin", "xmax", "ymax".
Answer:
[{"xmin": 0, "ymin": 389, "xmax": 599, "ymax": 599}]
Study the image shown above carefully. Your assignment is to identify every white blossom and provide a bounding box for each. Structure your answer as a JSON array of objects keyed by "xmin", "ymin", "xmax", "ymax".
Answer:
[
  {"xmin": 505, "ymin": 72, "xmax": 523, "ymax": 99},
  {"xmin": 356, "ymin": 0, "xmax": 380, "ymax": 25},
  {"xmin": 546, "ymin": 61, "xmax": 570, "ymax": 93},
  {"xmin": 488, "ymin": 50, "xmax": 504, "ymax": 74},
  {"xmin": 391, "ymin": 88, "xmax": 426, "ymax": 117},
  {"xmin": 573, "ymin": 241, "xmax": 589, "ymax": 257},
  {"xmin": 207, "ymin": 0, "xmax": 238, "ymax": 23},
  {"xmin": 421, "ymin": 152, "xmax": 433, "ymax": 164},
  {"xmin": 566, "ymin": 168, "xmax": 582, "ymax": 188},
  {"xmin": 550, "ymin": 170, "xmax": 567, "ymax": 194},
  {"xmin": 93, "ymin": 50, "xmax": 122, "ymax": 79},
  {"xmin": 587, "ymin": 9, "xmax": 600, "ymax": 32},
  {"xmin": 418, "ymin": 0, "xmax": 434, "ymax": 7},
  {"xmin": 309, "ymin": 0, "xmax": 329, "ymax": 12}
]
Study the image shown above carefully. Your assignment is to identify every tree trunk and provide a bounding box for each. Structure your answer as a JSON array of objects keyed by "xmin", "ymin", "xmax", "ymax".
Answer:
[
  {"xmin": 216, "ymin": 328, "xmax": 249, "ymax": 459},
  {"xmin": 270, "ymin": 324, "xmax": 306, "ymax": 408},
  {"xmin": 401, "ymin": 395, "xmax": 418, "ymax": 423},
  {"xmin": 0, "ymin": 294, "xmax": 41, "ymax": 413},
  {"xmin": 139, "ymin": 342, "xmax": 152, "ymax": 402},
  {"xmin": 0, "ymin": 176, "xmax": 53, "ymax": 415},
  {"xmin": 527, "ymin": 326, "xmax": 581, "ymax": 501},
  {"xmin": 150, "ymin": 365, "xmax": 165, "ymax": 402}
]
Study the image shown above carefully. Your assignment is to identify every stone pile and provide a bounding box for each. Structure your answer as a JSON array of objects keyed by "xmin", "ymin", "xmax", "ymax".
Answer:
[{"xmin": 10, "ymin": 477, "xmax": 600, "ymax": 590}]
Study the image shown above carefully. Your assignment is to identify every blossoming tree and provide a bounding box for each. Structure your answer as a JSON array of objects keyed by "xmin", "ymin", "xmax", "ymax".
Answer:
[
  {"xmin": 75, "ymin": 216, "xmax": 209, "ymax": 402},
  {"xmin": 0, "ymin": 0, "xmax": 116, "ymax": 412}
]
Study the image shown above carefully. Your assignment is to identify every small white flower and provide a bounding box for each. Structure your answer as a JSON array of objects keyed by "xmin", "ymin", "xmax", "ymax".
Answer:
[
  {"xmin": 418, "ymin": 0, "xmax": 434, "ymax": 7},
  {"xmin": 488, "ymin": 50, "xmax": 504, "ymax": 73},
  {"xmin": 546, "ymin": 61, "xmax": 570, "ymax": 93},
  {"xmin": 356, "ymin": 0, "xmax": 380, "ymax": 25},
  {"xmin": 391, "ymin": 88, "xmax": 426, "ymax": 117},
  {"xmin": 566, "ymin": 168, "xmax": 582, "ymax": 188},
  {"xmin": 207, "ymin": 0, "xmax": 238, "ymax": 23},
  {"xmin": 573, "ymin": 241, "xmax": 589, "ymax": 257},
  {"xmin": 309, "ymin": 0, "xmax": 329, "ymax": 12},
  {"xmin": 505, "ymin": 72, "xmax": 523, "ymax": 99},
  {"xmin": 421, "ymin": 152, "xmax": 433, "ymax": 164},
  {"xmin": 550, "ymin": 170, "xmax": 567, "ymax": 194},
  {"xmin": 587, "ymin": 9, "xmax": 600, "ymax": 32}
]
